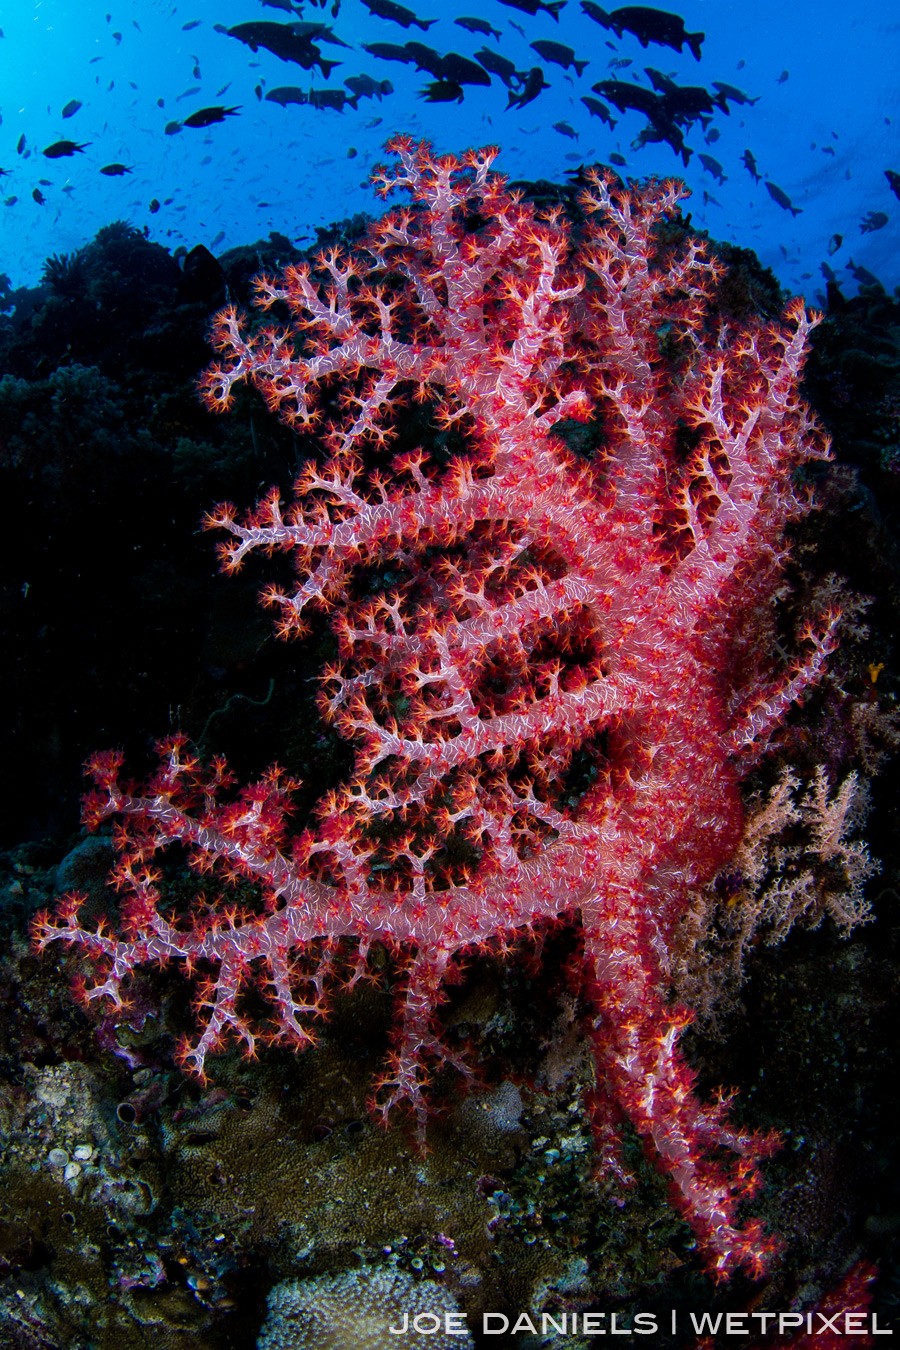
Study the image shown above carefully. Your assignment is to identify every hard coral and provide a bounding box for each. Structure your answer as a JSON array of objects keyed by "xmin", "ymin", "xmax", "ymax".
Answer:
[
  {"xmin": 36, "ymin": 137, "xmax": 850, "ymax": 1280},
  {"xmin": 257, "ymin": 1266, "xmax": 472, "ymax": 1349}
]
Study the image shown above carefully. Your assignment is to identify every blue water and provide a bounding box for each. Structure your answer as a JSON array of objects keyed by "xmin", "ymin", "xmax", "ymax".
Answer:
[{"xmin": 0, "ymin": 0, "xmax": 896, "ymax": 304}]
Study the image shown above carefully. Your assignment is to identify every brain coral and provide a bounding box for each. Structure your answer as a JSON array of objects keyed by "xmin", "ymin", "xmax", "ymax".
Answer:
[{"xmin": 257, "ymin": 1264, "xmax": 473, "ymax": 1349}]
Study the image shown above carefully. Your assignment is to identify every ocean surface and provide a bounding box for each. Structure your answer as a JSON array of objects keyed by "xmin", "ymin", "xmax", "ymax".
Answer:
[{"xmin": 0, "ymin": 0, "xmax": 896, "ymax": 304}]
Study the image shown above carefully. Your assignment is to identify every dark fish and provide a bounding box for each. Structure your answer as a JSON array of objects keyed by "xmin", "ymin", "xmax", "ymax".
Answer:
[
  {"xmin": 182, "ymin": 19, "xmax": 201, "ymax": 30},
  {"xmin": 361, "ymin": 0, "xmax": 436, "ymax": 29},
  {"xmin": 362, "ymin": 40, "xmax": 415, "ymax": 62},
  {"xmin": 455, "ymin": 15, "xmax": 501, "ymax": 39},
  {"xmin": 403, "ymin": 41, "xmax": 444, "ymax": 75},
  {"xmin": 506, "ymin": 65, "xmax": 549, "ymax": 108},
  {"xmin": 100, "ymin": 162, "xmax": 132, "ymax": 175},
  {"xmin": 847, "ymin": 259, "xmax": 882, "ymax": 288},
  {"xmin": 474, "ymin": 47, "xmax": 523, "ymax": 86},
  {"xmin": 182, "ymin": 106, "xmax": 240, "ymax": 128},
  {"xmin": 705, "ymin": 127, "xmax": 719, "ymax": 143},
  {"xmin": 227, "ymin": 21, "xmax": 343, "ymax": 77},
  {"xmin": 886, "ymin": 169, "xmax": 900, "ymax": 202},
  {"xmin": 344, "ymin": 74, "xmax": 393, "ymax": 101},
  {"xmin": 609, "ymin": 56, "xmax": 633, "ymax": 69},
  {"xmin": 827, "ymin": 233, "xmax": 843, "ymax": 256},
  {"xmin": 176, "ymin": 86, "xmax": 203, "ymax": 101},
  {"xmin": 32, "ymin": 187, "xmax": 46, "ymax": 204},
  {"xmin": 581, "ymin": 0, "xmax": 614, "ymax": 25},
  {"xmin": 609, "ymin": 152, "xmax": 627, "ymax": 166},
  {"xmin": 495, "ymin": 0, "xmax": 565, "ymax": 20},
  {"xmin": 16, "ymin": 134, "xmax": 26, "ymax": 154},
  {"xmin": 821, "ymin": 146, "xmax": 835, "ymax": 157},
  {"xmin": 419, "ymin": 79, "xmax": 464, "ymax": 102},
  {"xmin": 633, "ymin": 118, "xmax": 691, "ymax": 166},
  {"xmin": 43, "ymin": 139, "xmax": 90, "ymax": 158},
  {"xmin": 580, "ymin": 94, "xmax": 617, "ymax": 127},
  {"xmin": 777, "ymin": 69, "xmax": 789, "ymax": 84},
  {"xmin": 711, "ymin": 80, "xmax": 759, "ymax": 109},
  {"xmin": 592, "ymin": 79, "xmax": 660, "ymax": 118},
  {"xmin": 4, "ymin": 196, "xmax": 17, "ymax": 206},
  {"xmin": 607, "ymin": 6, "xmax": 703, "ymax": 59},
  {"xmin": 741, "ymin": 148, "xmax": 760, "ymax": 182},
  {"xmin": 645, "ymin": 69, "xmax": 716, "ymax": 123},
  {"xmin": 764, "ymin": 180, "xmax": 801, "ymax": 216},
  {"xmin": 266, "ymin": 85, "xmax": 308, "ymax": 105},
  {"xmin": 531, "ymin": 40, "xmax": 588, "ymax": 76},
  {"xmin": 61, "ymin": 99, "xmax": 83, "ymax": 118},
  {"xmin": 439, "ymin": 51, "xmax": 491, "ymax": 85},
  {"xmin": 553, "ymin": 120, "xmax": 579, "ymax": 139},
  {"xmin": 308, "ymin": 88, "xmax": 349, "ymax": 110},
  {"xmin": 149, "ymin": 198, "xmax": 160, "ymax": 213},
  {"xmin": 860, "ymin": 211, "xmax": 888, "ymax": 234},
  {"xmin": 698, "ymin": 152, "xmax": 725, "ymax": 183},
  {"xmin": 165, "ymin": 120, "xmax": 183, "ymax": 135}
]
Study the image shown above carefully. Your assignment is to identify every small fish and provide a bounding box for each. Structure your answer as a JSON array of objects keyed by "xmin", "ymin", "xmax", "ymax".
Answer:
[
  {"xmin": 176, "ymin": 86, "xmax": 203, "ymax": 101},
  {"xmin": 506, "ymin": 66, "xmax": 549, "ymax": 109},
  {"xmin": 182, "ymin": 19, "xmax": 202, "ymax": 30},
  {"xmin": 698, "ymin": 152, "xmax": 725, "ymax": 184},
  {"xmin": 609, "ymin": 152, "xmax": 627, "ymax": 166},
  {"xmin": 705, "ymin": 128, "xmax": 720, "ymax": 144},
  {"xmin": 609, "ymin": 56, "xmax": 632, "ymax": 69},
  {"xmin": 4, "ymin": 196, "xmax": 18, "ymax": 206},
  {"xmin": 821, "ymin": 146, "xmax": 835, "ymax": 157},
  {"xmin": 553, "ymin": 120, "xmax": 579, "ymax": 140},
  {"xmin": 182, "ymin": 106, "xmax": 240, "ymax": 128},
  {"xmin": 531, "ymin": 40, "xmax": 588, "ymax": 76},
  {"xmin": 777, "ymin": 69, "xmax": 789, "ymax": 83},
  {"xmin": 17, "ymin": 134, "xmax": 26, "ymax": 154},
  {"xmin": 266, "ymin": 85, "xmax": 308, "ymax": 105},
  {"xmin": 764, "ymin": 180, "xmax": 801, "ymax": 216},
  {"xmin": 495, "ymin": 0, "xmax": 565, "ymax": 20},
  {"xmin": 886, "ymin": 169, "xmax": 900, "ymax": 202},
  {"xmin": 439, "ymin": 52, "xmax": 491, "ymax": 86},
  {"xmin": 308, "ymin": 88, "xmax": 349, "ymax": 110},
  {"xmin": 711, "ymin": 80, "xmax": 758, "ymax": 109},
  {"xmin": 827, "ymin": 233, "xmax": 843, "ymax": 256},
  {"xmin": 860, "ymin": 211, "xmax": 888, "ymax": 234},
  {"xmin": 361, "ymin": 0, "xmax": 436, "ymax": 29},
  {"xmin": 580, "ymin": 95, "xmax": 617, "ymax": 128},
  {"xmin": 62, "ymin": 99, "xmax": 83, "ymax": 119},
  {"xmin": 741, "ymin": 148, "xmax": 760, "ymax": 183},
  {"xmin": 165, "ymin": 120, "xmax": 183, "ymax": 135},
  {"xmin": 419, "ymin": 79, "xmax": 464, "ymax": 102},
  {"xmin": 474, "ymin": 48, "xmax": 523, "ymax": 86},
  {"xmin": 362, "ymin": 40, "xmax": 415, "ymax": 62},
  {"xmin": 100, "ymin": 162, "xmax": 133, "ymax": 175},
  {"xmin": 32, "ymin": 187, "xmax": 46, "ymax": 204},
  {"xmin": 149, "ymin": 198, "xmax": 160, "ymax": 213},
  {"xmin": 344, "ymin": 74, "xmax": 393, "ymax": 101},
  {"xmin": 846, "ymin": 258, "xmax": 882, "ymax": 289},
  {"xmin": 455, "ymin": 15, "xmax": 502, "ymax": 40},
  {"xmin": 581, "ymin": 0, "xmax": 613, "ymax": 24},
  {"xmin": 43, "ymin": 139, "xmax": 90, "ymax": 158}
]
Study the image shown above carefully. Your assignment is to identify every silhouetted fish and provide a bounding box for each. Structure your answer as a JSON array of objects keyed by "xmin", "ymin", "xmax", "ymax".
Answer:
[
  {"xmin": 765, "ymin": 180, "xmax": 801, "ymax": 216},
  {"xmin": 61, "ymin": 99, "xmax": 83, "ymax": 118},
  {"xmin": 183, "ymin": 106, "xmax": 240, "ymax": 127},
  {"xmin": 553, "ymin": 120, "xmax": 579, "ymax": 139},
  {"xmin": 711, "ymin": 80, "xmax": 758, "ymax": 109},
  {"xmin": 361, "ymin": 0, "xmax": 436, "ymax": 29},
  {"xmin": 455, "ymin": 15, "xmax": 502, "ymax": 40},
  {"xmin": 344, "ymin": 74, "xmax": 393, "ymax": 102},
  {"xmin": 827, "ymin": 233, "xmax": 843, "ymax": 255},
  {"xmin": 607, "ymin": 6, "xmax": 703, "ymax": 59},
  {"xmin": 266, "ymin": 86, "xmax": 308, "ymax": 105},
  {"xmin": 100, "ymin": 162, "xmax": 132, "ymax": 175},
  {"xmin": 495, "ymin": 0, "xmax": 565, "ymax": 20},
  {"xmin": 440, "ymin": 52, "xmax": 492, "ymax": 85},
  {"xmin": 308, "ymin": 88, "xmax": 349, "ymax": 109},
  {"xmin": 592, "ymin": 79, "xmax": 660, "ymax": 117},
  {"xmin": 506, "ymin": 66, "xmax": 549, "ymax": 107},
  {"xmin": 531, "ymin": 40, "xmax": 588, "ymax": 75},
  {"xmin": 43, "ymin": 139, "xmax": 90, "ymax": 158},
  {"xmin": 580, "ymin": 95, "xmax": 617, "ymax": 127},
  {"xmin": 698, "ymin": 152, "xmax": 725, "ymax": 183},
  {"xmin": 32, "ymin": 187, "xmax": 46, "ymax": 203},
  {"xmin": 474, "ymin": 47, "xmax": 524, "ymax": 86},
  {"xmin": 847, "ymin": 258, "xmax": 882, "ymax": 288},
  {"xmin": 362, "ymin": 41, "xmax": 414, "ymax": 62},
  {"xmin": 741, "ymin": 149, "xmax": 760, "ymax": 182},
  {"xmin": 885, "ymin": 169, "xmax": 900, "ymax": 202},
  {"xmin": 420, "ymin": 79, "xmax": 464, "ymax": 102},
  {"xmin": 860, "ymin": 211, "xmax": 888, "ymax": 233},
  {"xmin": 227, "ymin": 21, "xmax": 344, "ymax": 77},
  {"xmin": 403, "ymin": 41, "xmax": 444, "ymax": 75}
]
